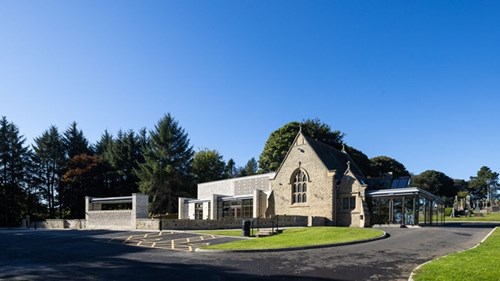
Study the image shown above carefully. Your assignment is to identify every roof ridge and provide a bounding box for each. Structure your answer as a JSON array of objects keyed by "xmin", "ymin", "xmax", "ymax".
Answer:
[{"xmin": 303, "ymin": 135, "xmax": 366, "ymax": 180}]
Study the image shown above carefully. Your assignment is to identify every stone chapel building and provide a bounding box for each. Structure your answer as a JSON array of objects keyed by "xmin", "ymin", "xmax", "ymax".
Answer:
[
  {"xmin": 179, "ymin": 130, "xmax": 371, "ymax": 227},
  {"xmin": 179, "ymin": 130, "xmax": 445, "ymax": 227}
]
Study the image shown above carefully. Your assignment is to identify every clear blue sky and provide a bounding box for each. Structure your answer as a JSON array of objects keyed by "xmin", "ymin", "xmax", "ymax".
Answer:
[{"xmin": 1, "ymin": 1, "xmax": 499, "ymax": 180}]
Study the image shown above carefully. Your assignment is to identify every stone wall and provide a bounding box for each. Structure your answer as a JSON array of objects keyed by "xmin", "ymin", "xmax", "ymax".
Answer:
[
  {"xmin": 36, "ymin": 216, "xmax": 308, "ymax": 231},
  {"xmin": 35, "ymin": 219, "xmax": 85, "ymax": 229},
  {"xmin": 160, "ymin": 215, "xmax": 308, "ymax": 230},
  {"xmin": 86, "ymin": 210, "xmax": 132, "ymax": 230},
  {"xmin": 271, "ymin": 133, "xmax": 335, "ymax": 223},
  {"xmin": 136, "ymin": 218, "xmax": 161, "ymax": 230}
]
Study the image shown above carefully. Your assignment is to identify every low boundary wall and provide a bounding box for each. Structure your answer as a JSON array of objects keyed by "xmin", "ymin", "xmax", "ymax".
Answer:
[
  {"xmin": 36, "ymin": 216, "xmax": 309, "ymax": 231},
  {"xmin": 135, "ymin": 215, "xmax": 308, "ymax": 231},
  {"xmin": 36, "ymin": 219, "xmax": 86, "ymax": 229}
]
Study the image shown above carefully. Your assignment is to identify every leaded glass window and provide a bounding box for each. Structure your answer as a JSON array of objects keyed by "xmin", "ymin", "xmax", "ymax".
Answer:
[{"xmin": 292, "ymin": 169, "xmax": 308, "ymax": 204}]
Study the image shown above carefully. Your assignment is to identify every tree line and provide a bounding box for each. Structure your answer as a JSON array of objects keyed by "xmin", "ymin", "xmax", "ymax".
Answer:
[
  {"xmin": 0, "ymin": 114, "xmax": 258, "ymax": 226},
  {"xmin": 258, "ymin": 119, "xmax": 499, "ymax": 207},
  {"xmin": 0, "ymin": 115, "xmax": 498, "ymax": 226}
]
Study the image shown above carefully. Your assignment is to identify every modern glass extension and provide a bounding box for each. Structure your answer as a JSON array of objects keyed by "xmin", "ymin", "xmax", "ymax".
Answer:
[
  {"xmin": 367, "ymin": 187, "xmax": 444, "ymax": 226},
  {"xmin": 217, "ymin": 197, "xmax": 254, "ymax": 219}
]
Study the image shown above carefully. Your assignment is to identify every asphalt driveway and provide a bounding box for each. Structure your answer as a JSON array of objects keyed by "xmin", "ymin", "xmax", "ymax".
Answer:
[{"xmin": 0, "ymin": 223, "xmax": 497, "ymax": 281}]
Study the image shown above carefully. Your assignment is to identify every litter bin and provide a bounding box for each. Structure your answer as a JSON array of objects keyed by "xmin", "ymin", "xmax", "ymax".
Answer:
[{"xmin": 242, "ymin": 220, "xmax": 251, "ymax": 237}]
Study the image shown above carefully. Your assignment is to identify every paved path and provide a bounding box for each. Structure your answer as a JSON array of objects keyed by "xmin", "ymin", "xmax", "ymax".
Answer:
[{"xmin": 0, "ymin": 223, "xmax": 497, "ymax": 281}]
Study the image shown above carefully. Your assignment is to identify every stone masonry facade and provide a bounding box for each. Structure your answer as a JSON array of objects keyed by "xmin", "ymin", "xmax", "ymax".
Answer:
[{"xmin": 270, "ymin": 133, "xmax": 336, "ymax": 224}]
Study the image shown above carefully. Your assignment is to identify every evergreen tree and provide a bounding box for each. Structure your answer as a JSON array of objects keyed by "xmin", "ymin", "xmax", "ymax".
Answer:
[
  {"xmin": 109, "ymin": 130, "xmax": 143, "ymax": 195},
  {"xmin": 0, "ymin": 117, "xmax": 31, "ymax": 226},
  {"xmin": 135, "ymin": 114, "xmax": 194, "ymax": 214},
  {"xmin": 225, "ymin": 158, "xmax": 237, "ymax": 178},
  {"xmin": 244, "ymin": 157, "xmax": 258, "ymax": 176},
  {"xmin": 94, "ymin": 130, "xmax": 114, "ymax": 156},
  {"xmin": 63, "ymin": 122, "xmax": 92, "ymax": 159},
  {"xmin": 32, "ymin": 126, "xmax": 65, "ymax": 219},
  {"xmin": 192, "ymin": 148, "xmax": 226, "ymax": 184}
]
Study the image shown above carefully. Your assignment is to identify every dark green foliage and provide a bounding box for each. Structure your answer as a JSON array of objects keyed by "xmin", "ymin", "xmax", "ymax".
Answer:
[
  {"xmin": 31, "ymin": 126, "xmax": 65, "ymax": 219},
  {"xmin": 192, "ymin": 148, "xmax": 226, "ymax": 184},
  {"xmin": 225, "ymin": 158, "xmax": 237, "ymax": 178},
  {"xmin": 63, "ymin": 122, "xmax": 92, "ymax": 159},
  {"xmin": 135, "ymin": 114, "xmax": 194, "ymax": 214},
  {"xmin": 109, "ymin": 130, "xmax": 144, "ymax": 195},
  {"xmin": 0, "ymin": 117, "xmax": 31, "ymax": 226},
  {"xmin": 244, "ymin": 157, "xmax": 258, "ymax": 176},
  {"xmin": 412, "ymin": 170, "xmax": 455, "ymax": 198},
  {"xmin": 369, "ymin": 156, "xmax": 410, "ymax": 177},
  {"xmin": 259, "ymin": 119, "xmax": 344, "ymax": 172},
  {"xmin": 343, "ymin": 145, "xmax": 371, "ymax": 177},
  {"xmin": 468, "ymin": 166, "xmax": 499, "ymax": 200}
]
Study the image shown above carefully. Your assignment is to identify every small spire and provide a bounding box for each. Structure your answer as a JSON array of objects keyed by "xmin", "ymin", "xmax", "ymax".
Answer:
[
  {"xmin": 341, "ymin": 144, "xmax": 347, "ymax": 153},
  {"xmin": 299, "ymin": 124, "xmax": 302, "ymax": 134}
]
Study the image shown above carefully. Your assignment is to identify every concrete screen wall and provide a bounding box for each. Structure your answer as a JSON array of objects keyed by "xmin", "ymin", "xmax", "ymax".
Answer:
[{"xmin": 85, "ymin": 193, "xmax": 149, "ymax": 230}]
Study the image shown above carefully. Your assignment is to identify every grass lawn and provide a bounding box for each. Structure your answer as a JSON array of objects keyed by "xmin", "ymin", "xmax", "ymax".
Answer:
[
  {"xmin": 446, "ymin": 212, "xmax": 500, "ymax": 222},
  {"xmin": 194, "ymin": 229, "xmax": 256, "ymax": 237},
  {"xmin": 199, "ymin": 227, "xmax": 384, "ymax": 251},
  {"xmin": 413, "ymin": 227, "xmax": 500, "ymax": 281}
]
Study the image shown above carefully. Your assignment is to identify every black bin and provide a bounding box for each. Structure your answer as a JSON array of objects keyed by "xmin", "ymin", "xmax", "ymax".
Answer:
[{"xmin": 242, "ymin": 220, "xmax": 251, "ymax": 237}]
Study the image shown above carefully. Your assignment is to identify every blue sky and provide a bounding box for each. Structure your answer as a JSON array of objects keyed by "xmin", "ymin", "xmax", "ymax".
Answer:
[{"xmin": 1, "ymin": 1, "xmax": 499, "ymax": 180}]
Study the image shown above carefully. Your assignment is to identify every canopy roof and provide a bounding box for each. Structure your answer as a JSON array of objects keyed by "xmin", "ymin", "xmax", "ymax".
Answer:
[{"xmin": 367, "ymin": 187, "xmax": 442, "ymax": 202}]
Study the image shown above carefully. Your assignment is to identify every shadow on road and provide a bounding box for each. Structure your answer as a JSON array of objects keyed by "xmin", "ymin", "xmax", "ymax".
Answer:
[{"xmin": 0, "ymin": 229, "xmax": 349, "ymax": 281}]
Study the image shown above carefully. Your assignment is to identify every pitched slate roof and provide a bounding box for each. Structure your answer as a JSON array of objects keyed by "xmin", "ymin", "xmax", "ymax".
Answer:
[{"xmin": 303, "ymin": 135, "xmax": 367, "ymax": 183}]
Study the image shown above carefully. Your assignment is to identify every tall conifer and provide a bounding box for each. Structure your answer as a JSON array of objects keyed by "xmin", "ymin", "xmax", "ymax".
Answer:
[
  {"xmin": 0, "ymin": 117, "xmax": 30, "ymax": 226},
  {"xmin": 135, "ymin": 114, "xmax": 194, "ymax": 214}
]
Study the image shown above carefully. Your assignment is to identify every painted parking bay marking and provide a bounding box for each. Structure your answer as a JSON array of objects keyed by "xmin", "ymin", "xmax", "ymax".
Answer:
[{"xmin": 108, "ymin": 232, "xmax": 220, "ymax": 252}]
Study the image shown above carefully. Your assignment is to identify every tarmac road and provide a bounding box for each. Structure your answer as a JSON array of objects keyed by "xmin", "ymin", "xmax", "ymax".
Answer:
[{"xmin": 0, "ymin": 222, "xmax": 496, "ymax": 281}]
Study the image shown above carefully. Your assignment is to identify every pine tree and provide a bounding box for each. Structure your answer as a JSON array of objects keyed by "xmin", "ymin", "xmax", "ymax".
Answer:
[
  {"xmin": 225, "ymin": 159, "xmax": 237, "ymax": 178},
  {"xmin": 0, "ymin": 117, "xmax": 31, "ymax": 226},
  {"xmin": 32, "ymin": 126, "xmax": 65, "ymax": 219},
  {"xmin": 135, "ymin": 114, "xmax": 194, "ymax": 214},
  {"xmin": 244, "ymin": 157, "xmax": 258, "ymax": 176},
  {"xmin": 63, "ymin": 122, "xmax": 92, "ymax": 159}
]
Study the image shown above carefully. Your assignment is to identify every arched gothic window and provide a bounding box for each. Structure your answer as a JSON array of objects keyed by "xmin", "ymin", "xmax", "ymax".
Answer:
[{"xmin": 292, "ymin": 169, "xmax": 308, "ymax": 204}]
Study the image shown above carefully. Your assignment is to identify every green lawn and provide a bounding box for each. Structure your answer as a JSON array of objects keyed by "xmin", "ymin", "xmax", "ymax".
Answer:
[
  {"xmin": 194, "ymin": 229, "xmax": 256, "ymax": 237},
  {"xmin": 199, "ymin": 227, "xmax": 384, "ymax": 250},
  {"xmin": 413, "ymin": 227, "xmax": 500, "ymax": 281},
  {"xmin": 446, "ymin": 212, "xmax": 500, "ymax": 222}
]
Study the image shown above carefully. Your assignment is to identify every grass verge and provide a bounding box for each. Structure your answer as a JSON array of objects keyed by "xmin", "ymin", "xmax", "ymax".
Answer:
[
  {"xmin": 446, "ymin": 212, "xmax": 500, "ymax": 222},
  {"xmin": 413, "ymin": 227, "xmax": 500, "ymax": 281},
  {"xmin": 199, "ymin": 227, "xmax": 384, "ymax": 251},
  {"xmin": 194, "ymin": 229, "xmax": 255, "ymax": 237}
]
